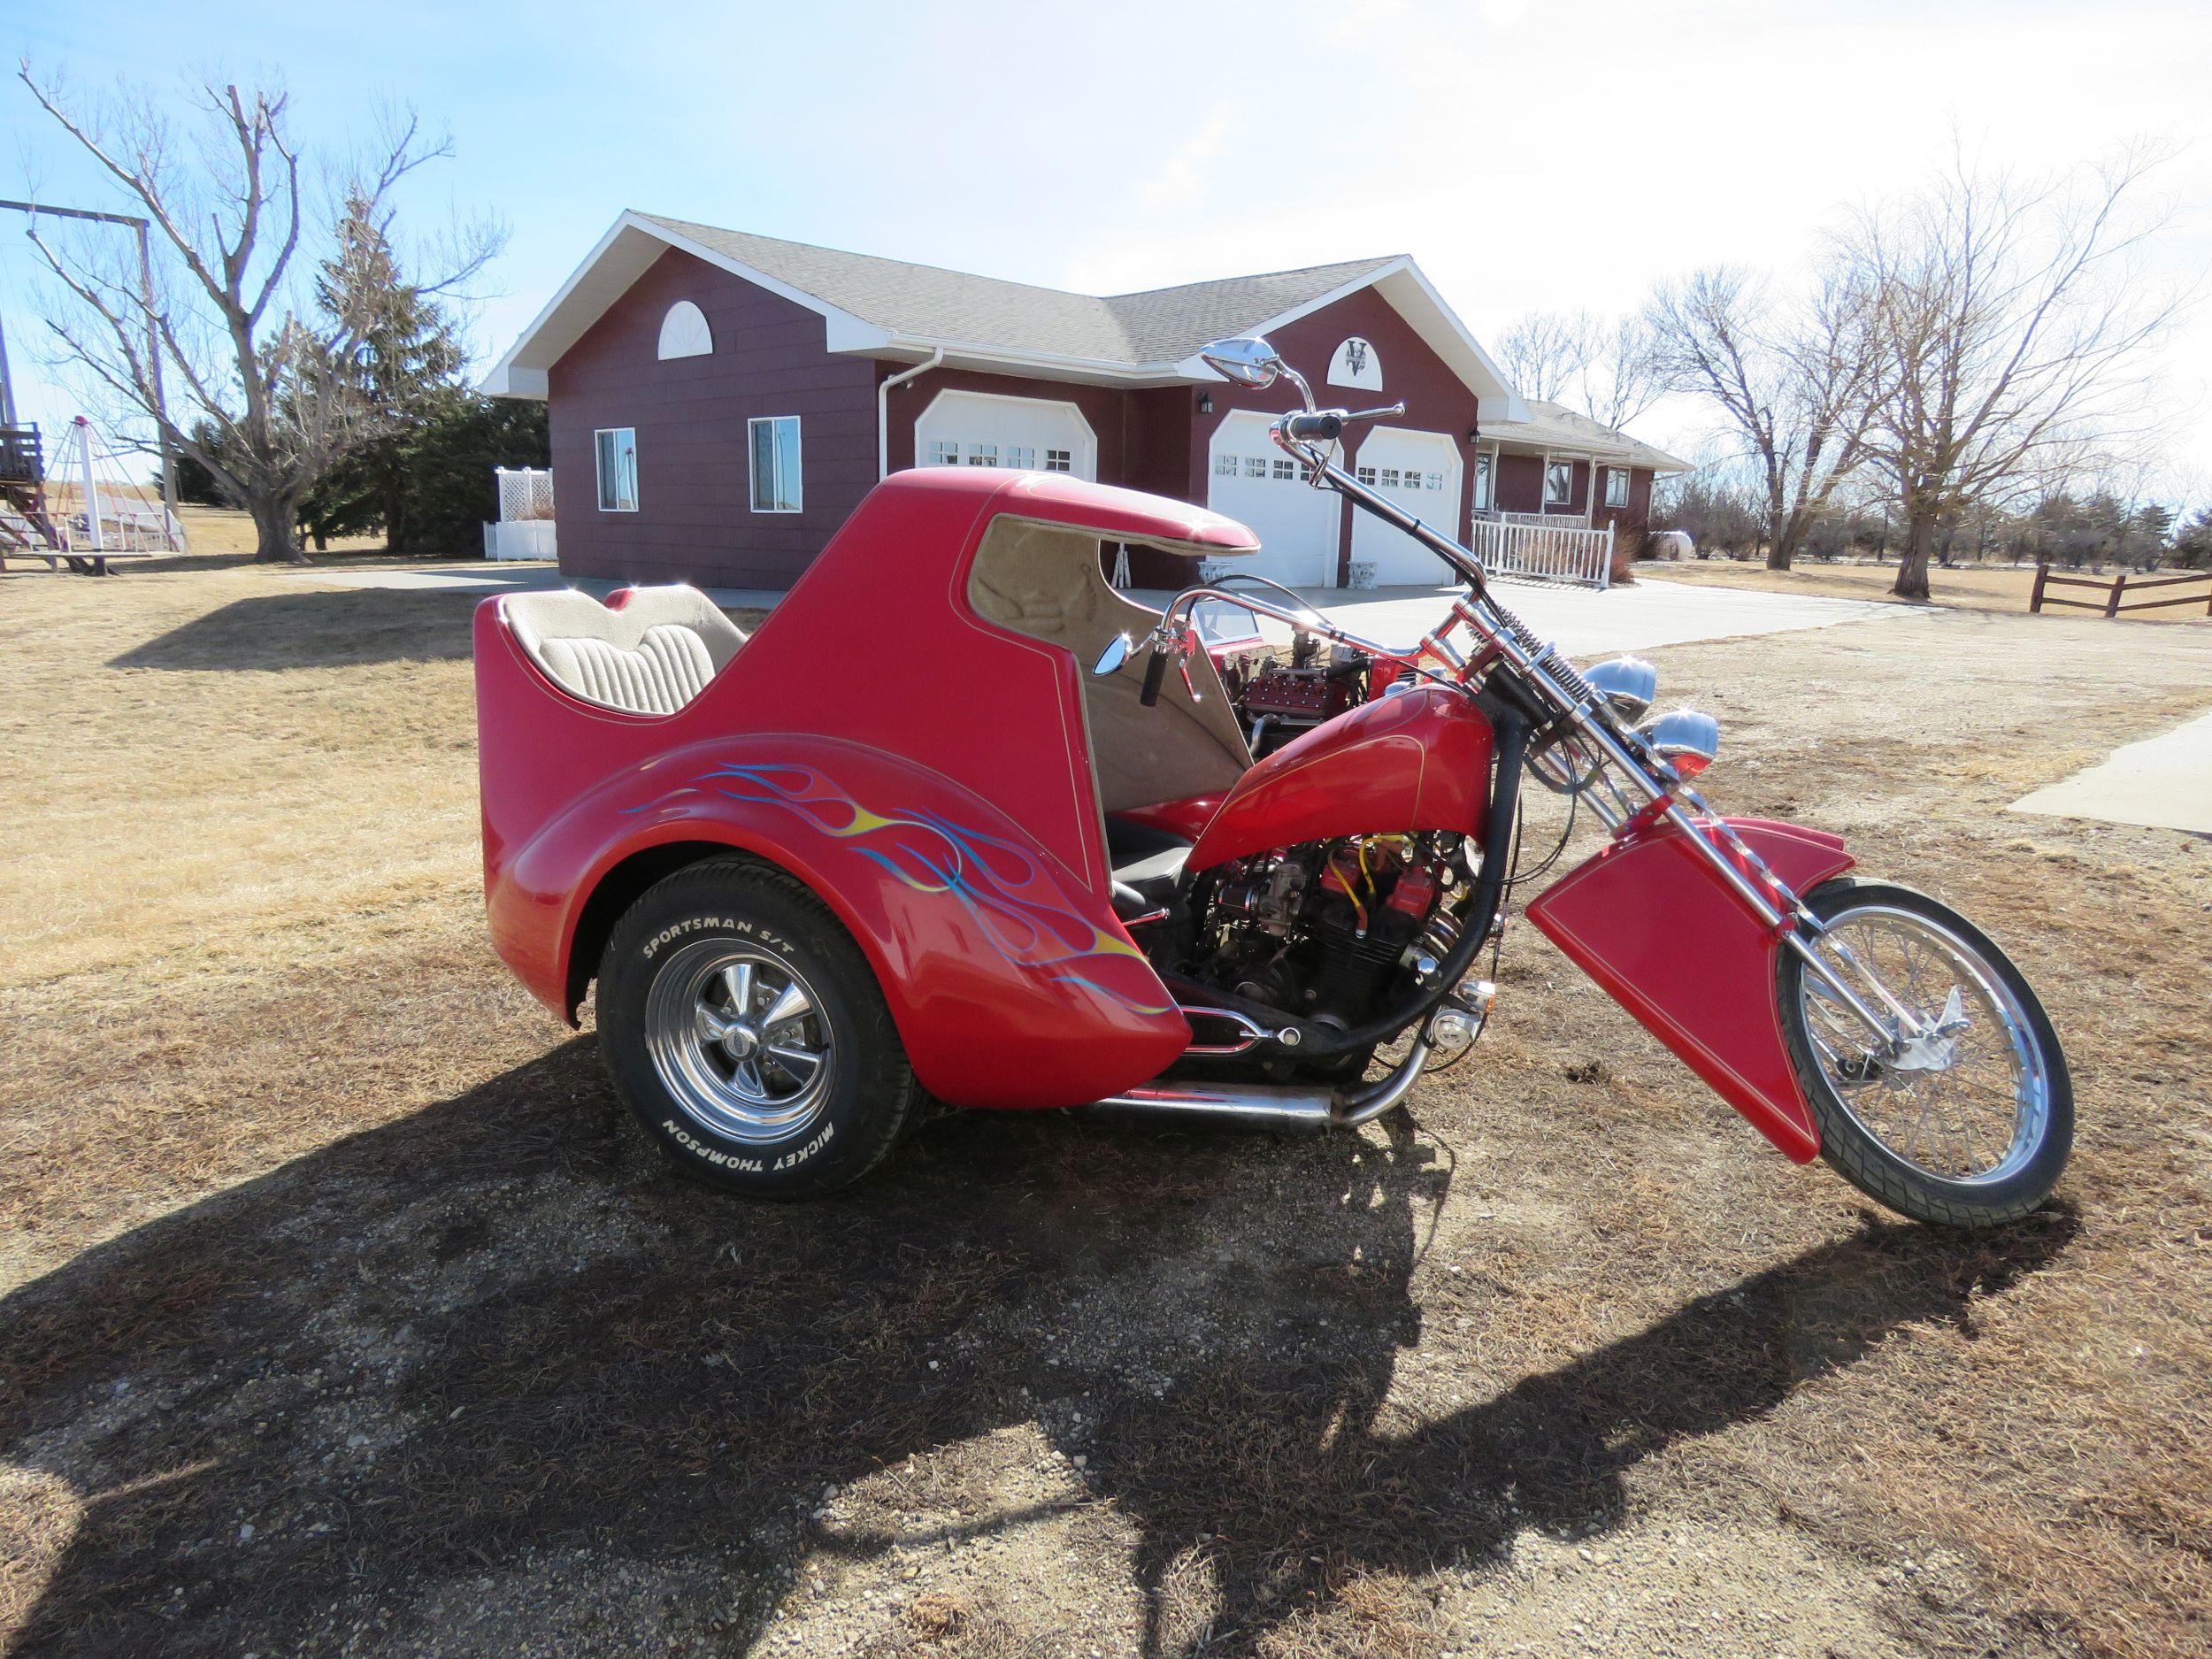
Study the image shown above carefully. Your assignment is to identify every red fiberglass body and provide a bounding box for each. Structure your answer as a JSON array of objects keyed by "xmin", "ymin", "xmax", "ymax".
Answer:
[{"xmin": 477, "ymin": 466, "xmax": 1847, "ymax": 1150}]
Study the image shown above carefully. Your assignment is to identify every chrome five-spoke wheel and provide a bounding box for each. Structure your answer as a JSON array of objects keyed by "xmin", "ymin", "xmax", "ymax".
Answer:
[{"xmin": 644, "ymin": 940, "xmax": 835, "ymax": 1144}]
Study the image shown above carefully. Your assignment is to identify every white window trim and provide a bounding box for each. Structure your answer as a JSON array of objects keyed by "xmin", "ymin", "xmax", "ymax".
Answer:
[
  {"xmin": 1604, "ymin": 465, "xmax": 1630, "ymax": 508},
  {"xmin": 594, "ymin": 426, "xmax": 638, "ymax": 513},
  {"xmin": 749, "ymin": 415, "xmax": 803, "ymax": 514},
  {"xmin": 1472, "ymin": 447, "xmax": 1496, "ymax": 513}
]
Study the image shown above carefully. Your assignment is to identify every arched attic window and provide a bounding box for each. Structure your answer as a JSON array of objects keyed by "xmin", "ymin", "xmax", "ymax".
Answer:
[{"xmin": 657, "ymin": 300, "xmax": 713, "ymax": 360}]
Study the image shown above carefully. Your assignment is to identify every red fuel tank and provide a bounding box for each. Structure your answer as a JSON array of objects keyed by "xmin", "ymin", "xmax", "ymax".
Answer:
[{"xmin": 1186, "ymin": 685, "xmax": 1494, "ymax": 872}]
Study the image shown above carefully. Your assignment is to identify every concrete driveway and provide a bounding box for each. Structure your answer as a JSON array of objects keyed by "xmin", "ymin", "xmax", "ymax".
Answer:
[
  {"xmin": 1135, "ymin": 577, "xmax": 1906, "ymax": 657},
  {"xmin": 302, "ymin": 562, "xmax": 1902, "ymax": 657}
]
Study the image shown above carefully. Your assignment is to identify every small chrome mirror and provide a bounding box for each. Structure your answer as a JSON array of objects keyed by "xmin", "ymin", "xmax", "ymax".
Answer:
[
  {"xmin": 1639, "ymin": 709, "xmax": 1721, "ymax": 779},
  {"xmin": 1585, "ymin": 656, "xmax": 1657, "ymax": 724},
  {"xmin": 1198, "ymin": 334, "xmax": 1282, "ymax": 389},
  {"xmin": 1093, "ymin": 634, "xmax": 1133, "ymax": 676}
]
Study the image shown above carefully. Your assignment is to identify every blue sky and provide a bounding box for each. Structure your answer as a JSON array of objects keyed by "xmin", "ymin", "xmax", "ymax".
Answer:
[{"xmin": 6, "ymin": 0, "xmax": 2209, "ymax": 498}]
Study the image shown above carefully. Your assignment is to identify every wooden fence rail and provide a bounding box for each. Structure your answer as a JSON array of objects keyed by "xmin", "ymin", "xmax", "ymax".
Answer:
[{"xmin": 2030, "ymin": 565, "xmax": 2212, "ymax": 618}]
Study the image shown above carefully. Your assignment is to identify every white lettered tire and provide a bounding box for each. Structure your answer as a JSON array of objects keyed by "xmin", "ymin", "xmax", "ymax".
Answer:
[{"xmin": 597, "ymin": 859, "xmax": 919, "ymax": 1197}]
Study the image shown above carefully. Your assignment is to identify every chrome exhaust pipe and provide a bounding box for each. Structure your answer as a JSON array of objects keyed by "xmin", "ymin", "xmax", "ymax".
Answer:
[{"xmin": 1081, "ymin": 1036, "xmax": 1434, "ymax": 1134}]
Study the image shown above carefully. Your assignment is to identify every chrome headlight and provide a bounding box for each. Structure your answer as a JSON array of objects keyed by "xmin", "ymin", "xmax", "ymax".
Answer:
[
  {"xmin": 1639, "ymin": 709, "xmax": 1720, "ymax": 780},
  {"xmin": 1585, "ymin": 656, "xmax": 1657, "ymax": 724}
]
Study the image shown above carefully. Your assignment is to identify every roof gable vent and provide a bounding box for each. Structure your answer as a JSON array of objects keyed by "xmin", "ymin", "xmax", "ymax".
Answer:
[{"xmin": 657, "ymin": 300, "xmax": 713, "ymax": 360}]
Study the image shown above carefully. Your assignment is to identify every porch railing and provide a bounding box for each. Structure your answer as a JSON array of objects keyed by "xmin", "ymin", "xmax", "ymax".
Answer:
[{"xmin": 1471, "ymin": 516, "xmax": 1615, "ymax": 589}]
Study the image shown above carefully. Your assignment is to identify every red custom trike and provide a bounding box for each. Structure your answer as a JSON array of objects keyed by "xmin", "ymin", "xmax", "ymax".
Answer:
[{"xmin": 474, "ymin": 337, "xmax": 2070, "ymax": 1225}]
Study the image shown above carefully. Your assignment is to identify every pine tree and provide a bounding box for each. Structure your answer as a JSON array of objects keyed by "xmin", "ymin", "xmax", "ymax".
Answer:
[{"xmin": 299, "ymin": 192, "xmax": 469, "ymax": 550}]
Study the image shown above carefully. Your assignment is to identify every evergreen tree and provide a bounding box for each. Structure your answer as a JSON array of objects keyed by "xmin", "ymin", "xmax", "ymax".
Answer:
[{"xmin": 299, "ymin": 191, "xmax": 469, "ymax": 550}]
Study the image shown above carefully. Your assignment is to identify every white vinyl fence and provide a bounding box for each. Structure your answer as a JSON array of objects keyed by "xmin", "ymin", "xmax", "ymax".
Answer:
[
  {"xmin": 484, "ymin": 466, "xmax": 556, "ymax": 561},
  {"xmin": 1471, "ymin": 517, "xmax": 1615, "ymax": 589}
]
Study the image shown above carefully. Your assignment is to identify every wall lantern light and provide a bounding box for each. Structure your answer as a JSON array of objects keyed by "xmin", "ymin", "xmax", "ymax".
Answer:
[
  {"xmin": 1197, "ymin": 391, "xmax": 1214, "ymax": 414},
  {"xmin": 1466, "ymin": 426, "xmax": 1480, "ymax": 445}
]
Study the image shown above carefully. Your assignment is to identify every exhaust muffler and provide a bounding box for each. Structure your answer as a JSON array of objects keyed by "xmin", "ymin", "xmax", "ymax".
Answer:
[{"xmin": 1081, "ymin": 1035, "xmax": 1433, "ymax": 1134}]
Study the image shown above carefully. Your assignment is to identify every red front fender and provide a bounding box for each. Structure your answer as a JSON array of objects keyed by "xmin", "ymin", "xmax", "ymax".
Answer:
[
  {"xmin": 1524, "ymin": 817, "xmax": 1855, "ymax": 1164},
  {"xmin": 492, "ymin": 736, "xmax": 1187, "ymax": 1111}
]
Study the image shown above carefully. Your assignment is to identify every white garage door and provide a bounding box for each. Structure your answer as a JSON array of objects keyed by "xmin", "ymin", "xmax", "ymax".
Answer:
[
  {"xmin": 914, "ymin": 389, "xmax": 1097, "ymax": 480},
  {"xmin": 1205, "ymin": 411, "xmax": 1340, "ymax": 588},
  {"xmin": 1350, "ymin": 427, "xmax": 1463, "ymax": 587}
]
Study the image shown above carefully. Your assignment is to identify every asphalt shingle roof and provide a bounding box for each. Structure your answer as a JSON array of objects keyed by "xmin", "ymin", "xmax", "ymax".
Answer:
[
  {"xmin": 638, "ymin": 214, "xmax": 1397, "ymax": 366},
  {"xmin": 1481, "ymin": 399, "xmax": 1694, "ymax": 472}
]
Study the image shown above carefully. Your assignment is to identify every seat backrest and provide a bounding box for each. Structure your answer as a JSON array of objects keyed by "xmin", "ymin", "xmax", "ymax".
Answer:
[{"xmin": 501, "ymin": 585, "xmax": 748, "ymax": 715}]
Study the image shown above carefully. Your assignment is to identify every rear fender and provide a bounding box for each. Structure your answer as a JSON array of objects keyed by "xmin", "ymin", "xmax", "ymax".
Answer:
[
  {"xmin": 1524, "ymin": 817, "xmax": 1855, "ymax": 1163},
  {"xmin": 497, "ymin": 735, "xmax": 1187, "ymax": 1110}
]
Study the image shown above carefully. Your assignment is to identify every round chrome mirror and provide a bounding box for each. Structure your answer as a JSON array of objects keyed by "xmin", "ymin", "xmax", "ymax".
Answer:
[
  {"xmin": 1584, "ymin": 656, "xmax": 1657, "ymax": 723},
  {"xmin": 1198, "ymin": 335, "xmax": 1283, "ymax": 389},
  {"xmin": 1093, "ymin": 634, "xmax": 1133, "ymax": 676}
]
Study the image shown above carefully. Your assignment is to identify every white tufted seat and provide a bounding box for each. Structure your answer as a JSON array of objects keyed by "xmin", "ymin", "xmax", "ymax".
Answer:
[{"xmin": 501, "ymin": 585, "xmax": 749, "ymax": 715}]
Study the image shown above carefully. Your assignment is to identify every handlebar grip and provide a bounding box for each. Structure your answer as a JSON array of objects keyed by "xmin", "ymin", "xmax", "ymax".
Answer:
[
  {"xmin": 1282, "ymin": 411, "xmax": 1344, "ymax": 442},
  {"xmin": 1140, "ymin": 645, "xmax": 1171, "ymax": 707}
]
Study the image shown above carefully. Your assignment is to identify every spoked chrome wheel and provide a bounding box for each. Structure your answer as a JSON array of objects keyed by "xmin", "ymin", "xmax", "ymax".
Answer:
[
  {"xmin": 643, "ymin": 939, "xmax": 836, "ymax": 1145},
  {"xmin": 1780, "ymin": 879, "xmax": 2071, "ymax": 1228}
]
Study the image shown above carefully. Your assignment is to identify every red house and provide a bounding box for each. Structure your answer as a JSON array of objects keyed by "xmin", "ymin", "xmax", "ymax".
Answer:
[{"xmin": 486, "ymin": 212, "xmax": 1686, "ymax": 591}]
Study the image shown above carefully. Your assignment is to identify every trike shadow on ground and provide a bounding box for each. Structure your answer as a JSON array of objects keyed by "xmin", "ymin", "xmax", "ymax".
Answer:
[{"xmin": 0, "ymin": 1041, "xmax": 2074, "ymax": 1657}]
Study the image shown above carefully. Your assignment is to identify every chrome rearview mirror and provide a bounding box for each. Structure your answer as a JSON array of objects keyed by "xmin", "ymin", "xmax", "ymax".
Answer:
[
  {"xmin": 1093, "ymin": 634, "xmax": 1133, "ymax": 676},
  {"xmin": 1197, "ymin": 334, "xmax": 1283, "ymax": 389},
  {"xmin": 1585, "ymin": 656, "xmax": 1657, "ymax": 724}
]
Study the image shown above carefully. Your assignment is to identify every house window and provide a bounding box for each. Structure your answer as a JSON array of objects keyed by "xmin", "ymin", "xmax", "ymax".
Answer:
[
  {"xmin": 1271, "ymin": 458, "xmax": 1294, "ymax": 480},
  {"xmin": 966, "ymin": 443, "xmax": 999, "ymax": 467},
  {"xmin": 1215, "ymin": 453, "xmax": 1238, "ymax": 478},
  {"xmin": 1605, "ymin": 467, "xmax": 1629, "ymax": 508},
  {"xmin": 927, "ymin": 440, "xmax": 960, "ymax": 466},
  {"xmin": 1473, "ymin": 453, "xmax": 1494, "ymax": 512},
  {"xmin": 1007, "ymin": 445, "xmax": 1036, "ymax": 471},
  {"xmin": 1545, "ymin": 460, "xmax": 1574, "ymax": 507},
  {"xmin": 1244, "ymin": 456, "xmax": 1267, "ymax": 478},
  {"xmin": 749, "ymin": 416, "xmax": 803, "ymax": 513},
  {"xmin": 594, "ymin": 428, "xmax": 639, "ymax": 512},
  {"xmin": 1045, "ymin": 449, "xmax": 1072, "ymax": 472}
]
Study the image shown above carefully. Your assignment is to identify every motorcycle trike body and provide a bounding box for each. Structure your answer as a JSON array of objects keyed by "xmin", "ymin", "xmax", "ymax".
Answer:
[{"xmin": 474, "ymin": 339, "xmax": 2070, "ymax": 1225}]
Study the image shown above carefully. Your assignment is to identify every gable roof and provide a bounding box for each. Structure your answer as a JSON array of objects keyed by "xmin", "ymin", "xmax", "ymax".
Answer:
[
  {"xmin": 1479, "ymin": 399, "xmax": 1694, "ymax": 474},
  {"xmin": 484, "ymin": 211, "xmax": 1529, "ymax": 420}
]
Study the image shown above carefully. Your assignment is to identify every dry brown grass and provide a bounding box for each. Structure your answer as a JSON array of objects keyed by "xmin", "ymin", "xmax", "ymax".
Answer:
[
  {"xmin": 1644, "ymin": 553, "xmax": 2212, "ymax": 623},
  {"xmin": 1, "ymin": 565, "xmax": 2209, "ymax": 1657}
]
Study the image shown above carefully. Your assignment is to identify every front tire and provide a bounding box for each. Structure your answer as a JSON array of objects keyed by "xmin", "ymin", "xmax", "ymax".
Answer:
[
  {"xmin": 597, "ymin": 859, "xmax": 919, "ymax": 1197},
  {"xmin": 1778, "ymin": 879, "xmax": 2072, "ymax": 1228}
]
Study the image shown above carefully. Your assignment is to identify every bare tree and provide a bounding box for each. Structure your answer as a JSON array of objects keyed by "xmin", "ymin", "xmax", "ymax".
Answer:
[
  {"xmin": 1645, "ymin": 265, "xmax": 1881, "ymax": 572},
  {"xmin": 1494, "ymin": 308, "xmax": 1667, "ymax": 432},
  {"xmin": 18, "ymin": 68, "xmax": 500, "ymax": 562},
  {"xmin": 1841, "ymin": 142, "xmax": 2182, "ymax": 600}
]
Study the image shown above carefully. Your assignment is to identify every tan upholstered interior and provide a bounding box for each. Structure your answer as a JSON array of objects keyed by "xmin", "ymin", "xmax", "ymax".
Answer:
[
  {"xmin": 503, "ymin": 585, "xmax": 749, "ymax": 715},
  {"xmin": 967, "ymin": 517, "xmax": 1251, "ymax": 815}
]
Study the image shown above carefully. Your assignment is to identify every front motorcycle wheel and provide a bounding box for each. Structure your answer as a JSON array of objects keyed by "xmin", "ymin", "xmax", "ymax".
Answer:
[{"xmin": 1778, "ymin": 879, "xmax": 2072, "ymax": 1228}]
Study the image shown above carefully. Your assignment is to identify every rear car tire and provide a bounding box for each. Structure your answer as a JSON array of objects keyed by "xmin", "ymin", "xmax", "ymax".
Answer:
[{"xmin": 597, "ymin": 858, "xmax": 919, "ymax": 1197}]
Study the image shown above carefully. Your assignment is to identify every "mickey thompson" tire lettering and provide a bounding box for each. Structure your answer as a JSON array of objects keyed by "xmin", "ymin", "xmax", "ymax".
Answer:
[{"xmin": 662, "ymin": 1118, "xmax": 833, "ymax": 1172}]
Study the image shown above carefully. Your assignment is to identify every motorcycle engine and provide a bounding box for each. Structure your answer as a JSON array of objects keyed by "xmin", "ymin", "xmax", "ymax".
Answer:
[{"xmin": 1191, "ymin": 834, "xmax": 1465, "ymax": 1033}]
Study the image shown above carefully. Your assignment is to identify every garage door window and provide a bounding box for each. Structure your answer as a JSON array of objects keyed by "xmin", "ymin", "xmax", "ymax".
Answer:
[
  {"xmin": 1046, "ymin": 449, "xmax": 1072, "ymax": 472},
  {"xmin": 927, "ymin": 440, "xmax": 959, "ymax": 466},
  {"xmin": 966, "ymin": 443, "xmax": 999, "ymax": 467},
  {"xmin": 749, "ymin": 417, "xmax": 802, "ymax": 513},
  {"xmin": 1008, "ymin": 446, "xmax": 1035, "ymax": 470}
]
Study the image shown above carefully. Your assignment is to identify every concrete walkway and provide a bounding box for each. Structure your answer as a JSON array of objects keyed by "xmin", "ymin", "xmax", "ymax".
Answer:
[
  {"xmin": 2009, "ymin": 709, "xmax": 2212, "ymax": 835},
  {"xmin": 303, "ymin": 562, "xmax": 1902, "ymax": 656}
]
